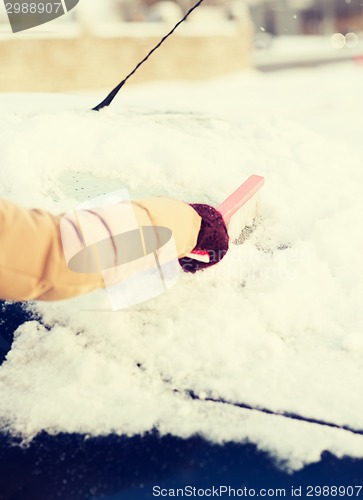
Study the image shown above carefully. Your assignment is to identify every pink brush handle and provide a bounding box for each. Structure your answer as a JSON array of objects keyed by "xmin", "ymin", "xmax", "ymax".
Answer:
[{"xmin": 217, "ymin": 175, "xmax": 265, "ymax": 223}]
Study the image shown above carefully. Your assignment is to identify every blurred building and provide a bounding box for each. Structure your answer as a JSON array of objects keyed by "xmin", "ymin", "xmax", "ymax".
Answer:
[
  {"xmin": 2, "ymin": 0, "xmax": 361, "ymax": 93},
  {"xmin": 0, "ymin": 0, "xmax": 253, "ymax": 92},
  {"xmin": 248, "ymin": 0, "xmax": 363, "ymax": 36},
  {"xmin": 73, "ymin": 0, "xmax": 249, "ymax": 26}
]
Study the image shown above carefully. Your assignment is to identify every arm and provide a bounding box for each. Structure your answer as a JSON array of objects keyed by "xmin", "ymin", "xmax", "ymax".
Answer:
[{"xmin": 0, "ymin": 197, "xmax": 201, "ymax": 302}]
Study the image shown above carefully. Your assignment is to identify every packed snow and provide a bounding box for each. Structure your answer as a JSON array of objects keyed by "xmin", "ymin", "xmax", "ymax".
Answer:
[{"xmin": 0, "ymin": 62, "xmax": 363, "ymax": 471}]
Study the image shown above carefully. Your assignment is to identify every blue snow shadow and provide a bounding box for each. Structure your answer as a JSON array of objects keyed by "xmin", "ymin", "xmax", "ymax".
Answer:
[
  {"xmin": 1, "ymin": 432, "xmax": 363, "ymax": 500},
  {"xmin": 0, "ymin": 301, "xmax": 40, "ymax": 364},
  {"xmin": 0, "ymin": 302, "xmax": 363, "ymax": 500}
]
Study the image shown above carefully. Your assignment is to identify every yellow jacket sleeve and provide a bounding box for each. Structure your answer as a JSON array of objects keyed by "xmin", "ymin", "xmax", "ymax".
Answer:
[{"xmin": 0, "ymin": 197, "xmax": 201, "ymax": 302}]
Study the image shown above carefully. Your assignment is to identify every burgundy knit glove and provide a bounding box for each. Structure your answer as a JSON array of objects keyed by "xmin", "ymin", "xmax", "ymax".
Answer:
[{"xmin": 179, "ymin": 204, "xmax": 229, "ymax": 273}]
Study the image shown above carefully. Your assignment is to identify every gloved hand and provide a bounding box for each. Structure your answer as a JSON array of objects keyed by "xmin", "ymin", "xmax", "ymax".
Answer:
[{"xmin": 179, "ymin": 204, "xmax": 229, "ymax": 273}]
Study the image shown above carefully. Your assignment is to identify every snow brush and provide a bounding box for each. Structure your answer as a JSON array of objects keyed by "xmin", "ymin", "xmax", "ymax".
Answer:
[
  {"xmin": 185, "ymin": 175, "xmax": 265, "ymax": 263},
  {"xmin": 218, "ymin": 174, "xmax": 265, "ymax": 238},
  {"xmin": 92, "ymin": 0, "xmax": 205, "ymax": 112}
]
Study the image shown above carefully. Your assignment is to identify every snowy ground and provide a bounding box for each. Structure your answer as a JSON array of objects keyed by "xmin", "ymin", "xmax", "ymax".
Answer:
[{"xmin": 0, "ymin": 62, "xmax": 363, "ymax": 472}]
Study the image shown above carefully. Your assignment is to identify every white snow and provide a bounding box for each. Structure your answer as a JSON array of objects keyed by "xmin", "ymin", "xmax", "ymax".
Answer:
[{"xmin": 0, "ymin": 62, "xmax": 363, "ymax": 471}]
